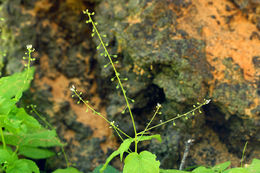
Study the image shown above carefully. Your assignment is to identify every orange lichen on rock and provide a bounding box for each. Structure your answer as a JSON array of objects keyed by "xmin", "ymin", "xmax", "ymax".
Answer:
[
  {"xmin": 177, "ymin": 0, "xmax": 259, "ymax": 82},
  {"xmin": 174, "ymin": 0, "xmax": 259, "ymax": 119},
  {"xmin": 22, "ymin": 0, "xmax": 52, "ymax": 17},
  {"xmin": 34, "ymin": 53, "xmax": 117, "ymax": 152}
]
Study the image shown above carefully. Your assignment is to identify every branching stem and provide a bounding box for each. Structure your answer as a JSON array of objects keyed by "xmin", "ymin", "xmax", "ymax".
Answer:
[
  {"xmin": 72, "ymin": 89, "xmax": 131, "ymax": 139},
  {"xmin": 137, "ymin": 99, "xmax": 210, "ymax": 135},
  {"xmin": 84, "ymin": 10, "xmax": 138, "ymax": 152},
  {"xmin": 137, "ymin": 104, "xmax": 161, "ymax": 144}
]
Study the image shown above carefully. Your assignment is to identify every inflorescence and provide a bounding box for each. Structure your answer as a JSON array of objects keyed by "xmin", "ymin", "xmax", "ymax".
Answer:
[{"xmin": 69, "ymin": 9, "xmax": 212, "ymax": 153}]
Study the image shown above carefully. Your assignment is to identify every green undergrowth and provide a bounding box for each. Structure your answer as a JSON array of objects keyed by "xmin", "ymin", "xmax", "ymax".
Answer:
[
  {"xmin": 93, "ymin": 159, "xmax": 260, "ymax": 173},
  {"xmin": 0, "ymin": 46, "xmax": 81, "ymax": 172}
]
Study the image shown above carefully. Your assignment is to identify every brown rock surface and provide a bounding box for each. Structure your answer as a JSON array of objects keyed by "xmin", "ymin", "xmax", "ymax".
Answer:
[{"xmin": 0, "ymin": 0, "xmax": 259, "ymax": 172}]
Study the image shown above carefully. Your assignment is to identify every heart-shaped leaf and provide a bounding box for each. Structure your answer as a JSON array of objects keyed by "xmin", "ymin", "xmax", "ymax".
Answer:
[{"xmin": 123, "ymin": 151, "xmax": 160, "ymax": 173}]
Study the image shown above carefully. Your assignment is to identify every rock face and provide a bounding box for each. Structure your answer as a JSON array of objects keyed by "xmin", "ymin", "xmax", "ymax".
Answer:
[
  {"xmin": 94, "ymin": 0, "xmax": 259, "ymax": 168},
  {"xmin": 0, "ymin": 0, "xmax": 111, "ymax": 172},
  {"xmin": 0, "ymin": 0, "xmax": 259, "ymax": 172}
]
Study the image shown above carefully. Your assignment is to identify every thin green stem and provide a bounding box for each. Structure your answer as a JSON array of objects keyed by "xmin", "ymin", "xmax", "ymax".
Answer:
[
  {"xmin": 137, "ymin": 100, "xmax": 210, "ymax": 135},
  {"xmin": 13, "ymin": 145, "xmax": 19, "ymax": 155},
  {"xmin": 0, "ymin": 125, "xmax": 6, "ymax": 149},
  {"xmin": 241, "ymin": 141, "xmax": 248, "ymax": 167},
  {"xmin": 25, "ymin": 49, "xmax": 31, "ymax": 82},
  {"xmin": 30, "ymin": 106, "xmax": 71, "ymax": 168},
  {"xmin": 87, "ymin": 14, "xmax": 138, "ymax": 151},
  {"xmin": 137, "ymin": 104, "xmax": 161, "ymax": 144},
  {"xmin": 73, "ymin": 89, "xmax": 131, "ymax": 139},
  {"xmin": 61, "ymin": 146, "xmax": 70, "ymax": 168},
  {"xmin": 30, "ymin": 105, "xmax": 53, "ymax": 129},
  {"xmin": 14, "ymin": 46, "xmax": 34, "ymax": 102},
  {"xmin": 112, "ymin": 125, "xmax": 132, "ymax": 152},
  {"xmin": 112, "ymin": 125, "xmax": 132, "ymax": 153},
  {"xmin": 74, "ymin": 90, "xmax": 109, "ymax": 123},
  {"xmin": 111, "ymin": 124, "xmax": 124, "ymax": 142}
]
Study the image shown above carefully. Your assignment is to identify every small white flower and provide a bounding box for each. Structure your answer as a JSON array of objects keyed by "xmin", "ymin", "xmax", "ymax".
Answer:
[
  {"xmin": 70, "ymin": 85, "xmax": 75, "ymax": 92},
  {"xmin": 187, "ymin": 139, "xmax": 195, "ymax": 144},
  {"xmin": 156, "ymin": 103, "xmax": 162, "ymax": 108},
  {"xmin": 205, "ymin": 99, "xmax": 211, "ymax": 104},
  {"xmin": 110, "ymin": 121, "xmax": 115, "ymax": 126},
  {"xmin": 26, "ymin": 44, "xmax": 32, "ymax": 49}
]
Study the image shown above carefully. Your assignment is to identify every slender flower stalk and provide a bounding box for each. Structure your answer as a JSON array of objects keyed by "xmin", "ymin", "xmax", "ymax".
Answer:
[
  {"xmin": 70, "ymin": 85, "xmax": 131, "ymax": 139},
  {"xmin": 14, "ymin": 45, "xmax": 35, "ymax": 102},
  {"xmin": 137, "ymin": 99, "xmax": 211, "ymax": 135},
  {"xmin": 137, "ymin": 103, "xmax": 161, "ymax": 144},
  {"xmin": 1, "ymin": 45, "xmax": 36, "ymax": 150},
  {"xmin": 83, "ymin": 9, "xmax": 138, "ymax": 152}
]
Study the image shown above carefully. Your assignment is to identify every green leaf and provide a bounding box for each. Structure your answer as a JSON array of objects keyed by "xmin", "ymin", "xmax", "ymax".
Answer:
[
  {"xmin": 92, "ymin": 164, "xmax": 120, "ymax": 173},
  {"xmin": 19, "ymin": 129, "xmax": 63, "ymax": 147},
  {"xmin": 3, "ymin": 116, "xmax": 23, "ymax": 134},
  {"xmin": 101, "ymin": 139, "xmax": 132, "ymax": 172},
  {"xmin": 0, "ymin": 102, "xmax": 42, "ymax": 136},
  {"xmin": 223, "ymin": 168, "xmax": 250, "ymax": 173},
  {"xmin": 123, "ymin": 151, "xmax": 160, "ymax": 173},
  {"xmin": 100, "ymin": 135, "xmax": 161, "ymax": 172},
  {"xmin": 0, "ymin": 149, "xmax": 11, "ymax": 163},
  {"xmin": 159, "ymin": 169, "xmax": 188, "ymax": 173},
  {"xmin": 137, "ymin": 135, "xmax": 162, "ymax": 143},
  {"xmin": 191, "ymin": 166, "xmax": 215, "ymax": 173},
  {"xmin": 18, "ymin": 146, "xmax": 55, "ymax": 159},
  {"xmin": 0, "ymin": 97, "xmax": 16, "ymax": 115},
  {"xmin": 53, "ymin": 167, "xmax": 83, "ymax": 173},
  {"xmin": 8, "ymin": 107, "xmax": 42, "ymax": 133},
  {"xmin": 2, "ymin": 129, "xmax": 63, "ymax": 147},
  {"xmin": 6, "ymin": 159, "xmax": 39, "ymax": 173},
  {"xmin": 0, "ymin": 68, "xmax": 35, "ymax": 101},
  {"xmin": 121, "ymin": 135, "xmax": 161, "ymax": 161},
  {"xmin": 0, "ymin": 148, "xmax": 18, "ymax": 167},
  {"xmin": 211, "ymin": 161, "xmax": 231, "ymax": 172},
  {"xmin": 247, "ymin": 159, "xmax": 260, "ymax": 173},
  {"xmin": 119, "ymin": 139, "xmax": 132, "ymax": 161}
]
